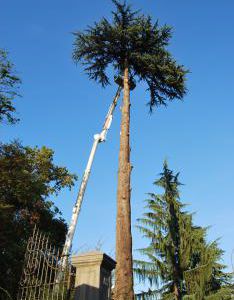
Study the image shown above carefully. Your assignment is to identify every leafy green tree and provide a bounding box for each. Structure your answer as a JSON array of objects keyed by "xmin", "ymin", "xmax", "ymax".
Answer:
[
  {"xmin": 72, "ymin": 1, "xmax": 187, "ymax": 298},
  {"xmin": 0, "ymin": 49, "xmax": 21, "ymax": 124},
  {"xmin": 0, "ymin": 141, "xmax": 77, "ymax": 299},
  {"xmin": 135, "ymin": 162, "xmax": 232, "ymax": 300}
]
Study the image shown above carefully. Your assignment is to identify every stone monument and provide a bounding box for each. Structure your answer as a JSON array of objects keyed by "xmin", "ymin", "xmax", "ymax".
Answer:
[{"xmin": 71, "ymin": 251, "xmax": 116, "ymax": 300}]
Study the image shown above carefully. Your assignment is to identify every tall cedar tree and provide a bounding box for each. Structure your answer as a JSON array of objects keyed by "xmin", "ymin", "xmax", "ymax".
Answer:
[
  {"xmin": 72, "ymin": 2, "xmax": 187, "ymax": 298},
  {"xmin": 134, "ymin": 162, "xmax": 232, "ymax": 300},
  {"xmin": 0, "ymin": 49, "xmax": 21, "ymax": 124},
  {"xmin": 0, "ymin": 141, "xmax": 77, "ymax": 299}
]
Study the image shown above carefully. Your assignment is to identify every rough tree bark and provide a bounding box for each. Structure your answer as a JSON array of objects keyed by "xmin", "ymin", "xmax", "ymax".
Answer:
[{"xmin": 115, "ymin": 63, "xmax": 134, "ymax": 300}]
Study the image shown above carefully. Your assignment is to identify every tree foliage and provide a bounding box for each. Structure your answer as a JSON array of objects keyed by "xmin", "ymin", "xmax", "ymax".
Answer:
[
  {"xmin": 0, "ymin": 49, "xmax": 21, "ymax": 124},
  {"xmin": 73, "ymin": 0, "xmax": 187, "ymax": 110},
  {"xmin": 0, "ymin": 141, "xmax": 77, "ymax": 299},
  {"xmin": 134, "ymin": 162, "xmax": 233, "ymax": 299}
]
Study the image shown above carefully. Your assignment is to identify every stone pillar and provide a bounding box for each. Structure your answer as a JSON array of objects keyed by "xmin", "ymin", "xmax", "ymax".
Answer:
[{"xmin": 71, "ymin": 251, "xmax": 116, "ymax": 300}]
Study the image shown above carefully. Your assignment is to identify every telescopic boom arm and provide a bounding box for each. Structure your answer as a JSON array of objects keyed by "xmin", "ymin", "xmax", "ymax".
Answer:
[{"xmin": 61, "ymin": 86, "xmax": 122, "ymax": 266}]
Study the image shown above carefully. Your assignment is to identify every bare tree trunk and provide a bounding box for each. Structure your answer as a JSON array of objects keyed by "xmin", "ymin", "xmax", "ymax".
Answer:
[{"xmin": 115, "ymin": 63, "xmax": 134, "ymax": 300}]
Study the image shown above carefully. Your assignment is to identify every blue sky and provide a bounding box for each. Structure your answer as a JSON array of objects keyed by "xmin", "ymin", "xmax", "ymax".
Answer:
[{"xmin": 1, "ymin": 0, "xmax": 234, "ymax": 287}]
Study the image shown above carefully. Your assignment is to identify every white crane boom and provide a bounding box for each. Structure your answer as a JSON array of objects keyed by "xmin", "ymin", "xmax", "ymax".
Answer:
[{"xmin": 61, "ymin": 86, "xmax": 122, "ymax": 267}]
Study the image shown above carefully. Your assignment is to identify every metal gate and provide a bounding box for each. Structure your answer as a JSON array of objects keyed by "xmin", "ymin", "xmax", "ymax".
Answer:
[{"xmin": 17, "ymin": 227, "xmax": 75, "ymax": 300}]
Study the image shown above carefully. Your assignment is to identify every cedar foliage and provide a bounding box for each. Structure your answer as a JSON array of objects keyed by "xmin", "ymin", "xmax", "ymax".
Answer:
[
  {"xmin": 72, "ymin": 0, "xmax": 187, "ymax": 110},
  {"xmin": 135, "ymin": 162, "xmax": 233, "ymax": 300}
]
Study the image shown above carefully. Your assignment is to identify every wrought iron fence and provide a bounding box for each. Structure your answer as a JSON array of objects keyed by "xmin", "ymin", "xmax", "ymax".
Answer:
[{"xmin": 17, "ymin": 227, "xmax": 75, "ymax": 300}]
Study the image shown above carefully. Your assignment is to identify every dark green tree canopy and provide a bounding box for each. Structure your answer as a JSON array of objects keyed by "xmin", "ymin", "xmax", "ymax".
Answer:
[
  {"xmin": 73, "ymin": 0, "xmax": 187, "ymax": 109},
  {"xmin": 0, "ymin": 141, "xmax": 77, "ymax": 298},
  {"xmin": 0, "ymin": 49, "xmax": 21, "ymax": 124},
  {"xmin": 134, "ymin": 162, "xmax": 232, "ymax": 300}
]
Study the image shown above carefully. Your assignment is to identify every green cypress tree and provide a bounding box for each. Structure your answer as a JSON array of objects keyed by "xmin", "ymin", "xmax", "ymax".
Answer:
[{"xmin": 134, "ymin": 162, "xmax": 232, "ymax": 300}]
